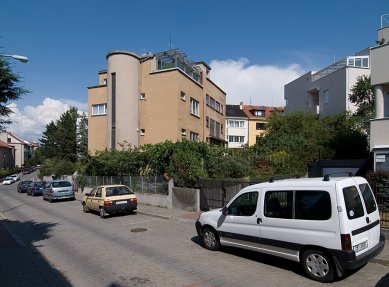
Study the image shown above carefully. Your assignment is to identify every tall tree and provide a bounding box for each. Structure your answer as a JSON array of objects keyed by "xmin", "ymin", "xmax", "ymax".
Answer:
[
  {"xmin": 0, "ymin": 57, "xmax": 29, "ymax": 128},
  {"xmin": 349, "ymin": 75, "xmax": 374, "ymax": 131},
  {"xmin": 56, "ymin": 107, "xmax": 78, "ymax": 162},
  {"xmin": 77, "ymin": 112, "xmax": 88, "ymax": 160},
  {"xmin": 39, "ymin": 121, "xmax": 59, "ymax": 158}
]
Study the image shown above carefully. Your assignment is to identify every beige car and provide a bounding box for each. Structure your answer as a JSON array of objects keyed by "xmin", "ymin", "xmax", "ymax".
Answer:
[{"xmin": 82, "ymin": 185, "xmax": 137, "ymax": 218}]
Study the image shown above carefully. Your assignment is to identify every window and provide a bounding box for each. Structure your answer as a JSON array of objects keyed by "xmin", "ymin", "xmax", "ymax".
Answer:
[
  {"xmin": 360, "ymin": 183, "xmax": 377, "ymax": 214},
  {"xmin": 206, "ymin": 94, "xmax": 210, "ymax": 106},
  {"xmin": 221, "ymin": 124, "xmax": 224, "ymax": 134},
  {"xmin": 264, "ymin": 191, "xmax": 293, "ymax": 219},
  {"xmin": 190, "ymin": 98, "xmax": 199, "ymax": 117},
  {"xmin": 216, "ymin": 102, "xmax": 221, "ymax": 113},
  {"xmin": 228, "ymin": 136, "xmax": 245, "ymax": 143},
  {"xmin": 221, "ymin": 104, "xmax": 224, "ymax": 115},
  {"xmin": 206, "ymin": 117, "xmax": 209, "ymax": 128},
  {"xmin": 376, "ymin": 153, "xmax": 389, "ymax": 171},
  {"xmin": 295, "ymin": 190, "xmax": 331, "ymax": 220},
  {"xmin": 256, "ymin": 123, "xmax": 265, "ymax": 130},
  {"xmin": 92, "ymin": 104, "xmax": 107, "ymax": 116},
  {"xmin": 106, "ymin": 186, "xmax": 133, "ymax": 197},
  {"xmin": 140, "ymin": 93, "xmax": 146, "ymax": 100},
  {"xmin": 210, "ymin": 97, "xmax": 216, "ymax": 109},
  {"xmin": 324, "ymin": 89, "xmax": 330, "ymax": 104},
  {"xmin": 227, "ymin": 192, "xmax": 258, "ymax": 216},
  {"xmin": 180, "ymin": 91, "xmax": 186, "ymax": 101},
  {"xmin": 342, "ymin": 186, "xmax": 364, "ymax": 219},
  {"xmin": 95, "ymin": 188, "xmax": 102, "ymax": 198},
  {"xmin": 190, "ymin": 132, "xmax": 199, "ymax": 141},
  {"xmin": 7, "ymin": 138, "xmax": 11, "ymax": 143},
  {"xmin": 228, "ymin": 120, "xmax": 245, "ymax": 128},
  {"xmin": 254, "ymin": 110, "xmax": 265, "ymax": 117},
  {"xmin": 140, "ymin": 129, "xmax": 145, "ymax": 136},
  {"xmin": 181, "ymin": 129, "xmax": 187, "ymax": 136},
  {"xmin": 385, "ymin": 92, "xmax": 389, "ymax": 117}
]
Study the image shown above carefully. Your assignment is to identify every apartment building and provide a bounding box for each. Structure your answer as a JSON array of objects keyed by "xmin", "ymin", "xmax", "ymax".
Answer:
[
  {"xmin": 370, "ymin": 24, "xmax": 389, "ymax": 171},
  {"xmin": 0, "ymin": 140, "xmax": 14, "ymax": 168},
  {"xmin": 88, "ymin": 49, "xmax": 226, "ymax": 154},
  {"xmin": 243, "ymin": 105, "xmax": 284, "ymax": 146},
  {"xmin": 0, "ymin": 131, "xmax": 37, "ymax": 167},
  {"xmin": 225, "ymin": 103, "xmax": 283, "ymax": 147},
  {"xmin": 225, "ymin": 104, "xmax": 249, "ymax": 148},
  {"xmin": 284, "ymin": 49, "xmax": 371, "ymax": 117}
]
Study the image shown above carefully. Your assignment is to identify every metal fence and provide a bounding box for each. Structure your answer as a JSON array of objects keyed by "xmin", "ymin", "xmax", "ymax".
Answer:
[
  {"xmin": 198, "ymin": 179, "xmax": 261, "ymax": 211},
  {"xmin": 83, "ymin": 176, "xmax": 169, "ymax": 195},
  {"xmin": 371, "ymin": 182, "xmax": 389, "ymax": 228}
]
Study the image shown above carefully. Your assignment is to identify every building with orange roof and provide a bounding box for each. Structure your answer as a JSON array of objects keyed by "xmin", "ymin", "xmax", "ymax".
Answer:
[
  {"xmin": 0, "ymin": 140, "xmax": 14, "ymax": 168},
  {"xmin": 0, "ymin": 131, "xmax": 37, "ymax": 167},
  {"xmin": 242, "ymin": 104, "xmax": 284, "ymax": 146}
]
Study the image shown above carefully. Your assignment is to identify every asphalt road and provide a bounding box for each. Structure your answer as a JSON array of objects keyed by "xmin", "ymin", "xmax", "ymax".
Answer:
[{"xmin": 0, "ymin": 173, "xmax": 389, "ymax": 287}]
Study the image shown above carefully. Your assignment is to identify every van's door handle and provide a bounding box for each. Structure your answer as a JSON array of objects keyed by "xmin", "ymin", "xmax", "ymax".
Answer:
[
  {"xmin": 257, "ymin": 218, "xmax": 262, "ymax": 224},
  {"xmin": 366, "ymin": 217, "xmax": 370, "ymax": 224}
]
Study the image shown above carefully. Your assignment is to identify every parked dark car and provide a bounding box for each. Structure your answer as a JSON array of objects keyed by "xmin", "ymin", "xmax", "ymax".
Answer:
[
  {"xmin": 27, "ymin": 181, "xmax": 45, "ymax": 196},
  {"xmin": 17, "ymin": 180, "xmax": 33, "ymax": 193}
]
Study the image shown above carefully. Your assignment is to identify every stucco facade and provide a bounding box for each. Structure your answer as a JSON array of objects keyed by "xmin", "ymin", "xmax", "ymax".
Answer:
[
  {"xmin": 370, "ymin": 25, "xmax": 389, "ymax": 171},
  {"xmin": 88, "ymin": 50, "xmax": 226, "ymax": 154},
  {"xmin": 284, "ymin": 49, "xmax": 370, "ymax": 117}
]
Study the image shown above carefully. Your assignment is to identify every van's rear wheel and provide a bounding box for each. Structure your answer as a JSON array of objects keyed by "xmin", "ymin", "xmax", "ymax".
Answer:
[
  {"xmin": 202, "ymin": 228, "xmax": 220, "ymax": 251},
  {"xmin": 302, "ymin": 250, "xmax": 334, "ymax": 283}
]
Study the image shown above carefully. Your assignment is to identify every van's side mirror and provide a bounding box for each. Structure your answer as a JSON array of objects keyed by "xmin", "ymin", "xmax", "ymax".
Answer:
[{"xmin": 222, "ymin": 206, "xmax": 228, "ymax": 216}]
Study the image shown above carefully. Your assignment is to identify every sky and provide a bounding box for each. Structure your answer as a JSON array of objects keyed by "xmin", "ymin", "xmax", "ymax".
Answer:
[{"xmin": 2, "ymin": 0, "xmax": 389, "ymax": 141}]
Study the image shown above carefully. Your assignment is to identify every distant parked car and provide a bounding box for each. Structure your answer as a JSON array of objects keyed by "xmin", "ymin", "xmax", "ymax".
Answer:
[
  {"xmin": 10, "ymin": 174, "xmax": 20, "ymax": 181},
  {"xmin": 42, "ymin": 180, "xmax": 75, "ymax": 203},
  {"xmin": 82, "ymin": 185, "xmax": 137, "ymax": 218},
  {"xmin": 2, "ymin": 177, "xmax": 15, "ymax": 185},
  {"xmin": 27, "ymin": 181, "xmax": 45, "ymax": 196},
  {"xmin": 17, "ymin": 180, "xmax": 33, "ymax": 193}
]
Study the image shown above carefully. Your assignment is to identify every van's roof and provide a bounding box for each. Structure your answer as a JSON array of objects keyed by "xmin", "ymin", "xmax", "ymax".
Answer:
[{"xmin": 246, "ymin": 176, "xmax": 365, "ymax": 189}]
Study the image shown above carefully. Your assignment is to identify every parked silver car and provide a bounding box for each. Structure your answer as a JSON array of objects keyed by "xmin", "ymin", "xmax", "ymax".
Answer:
[{"xmin": 42, "ymin": 180, "xmax": 75, "ymax": 203}]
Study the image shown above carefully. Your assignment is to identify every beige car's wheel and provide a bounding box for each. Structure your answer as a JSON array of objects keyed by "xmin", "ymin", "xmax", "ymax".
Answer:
[{"xmin": 82, "ymin": 203, "xmax": 89, "ymax": 213}]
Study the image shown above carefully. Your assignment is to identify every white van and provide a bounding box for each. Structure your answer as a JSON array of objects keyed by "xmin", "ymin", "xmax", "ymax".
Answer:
[{"xmin": 195, "ymin": 176, "xmax": 385, "ymax": 282}]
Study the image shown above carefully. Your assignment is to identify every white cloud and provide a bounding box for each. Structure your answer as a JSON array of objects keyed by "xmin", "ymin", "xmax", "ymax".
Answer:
[
  {"xmin": 209, "ymin": 58, "xmax": 304, "ymax": 106},
  {"xmin": 5, "ymin": 98, "xmax": 87, "ymax": 142}
]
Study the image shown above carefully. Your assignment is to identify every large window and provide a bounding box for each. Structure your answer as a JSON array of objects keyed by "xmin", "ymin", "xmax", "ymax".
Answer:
[
  {"xmin": 359, "ymin": 183, "xmax": 377, "ymax": 214},
  {"xmin": 256, "ymin": 123, "xmax": 265, "ymax": 130},
  {"xmin": 190, "ymin": 98, "xmax": 199, "ymax": 117},
  {"xmin": 228, "ymin": 136, "xmax": 245, "ymax": 143},
  {"xmin": 254, "ymin": 110, "xmax": 265, "ymax": 117},
  {"xmin": 190, "ymin": 131, "xmax": 199, "ymax": 141},
  {"xmin": 264, "ymin": 190, "xmax": 331, "ymax": 220},
  {"xmin": 92, "ymin": 104, "xmax": 107, "ymax": 116},
  {"xmin": 385, "ymin": 92, "xmax": 389, "ymax": 117},
  {"xmin": 228, "ymin": 120, "xmax": 245, "ymax": 128}
]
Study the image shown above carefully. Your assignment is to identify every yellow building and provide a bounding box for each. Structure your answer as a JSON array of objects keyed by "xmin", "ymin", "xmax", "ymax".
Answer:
[
  {"xmin": 243, "ymin": 105, "xmax": 284, "ymax": 146},
  {"xmin": 88, "ymin": 50, "xmax": 226, "ymax": 154}
]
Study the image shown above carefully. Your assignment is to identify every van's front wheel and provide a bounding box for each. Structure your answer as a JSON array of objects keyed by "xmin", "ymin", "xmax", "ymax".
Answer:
[
  {"xmin": 202, "ymin": 228, "xmax": 220, "ymax": 251},
  {"xmin": 302, "ymin": 250, "xmax": 335, "ymax": 283}
]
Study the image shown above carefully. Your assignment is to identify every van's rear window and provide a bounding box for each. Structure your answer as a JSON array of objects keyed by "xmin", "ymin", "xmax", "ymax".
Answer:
[
  {"xmin": 359, "ymin": 183, "xmax": 377, "ymax": 214},
  {"xmin": 342, "ymin": 186, "xmax": 364, "ymax": 219}
]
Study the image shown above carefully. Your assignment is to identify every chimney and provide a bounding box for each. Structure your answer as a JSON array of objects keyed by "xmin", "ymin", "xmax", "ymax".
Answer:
[{"xmin": 239, "ymin": 102, "xmax": 243, "ymax": 110}]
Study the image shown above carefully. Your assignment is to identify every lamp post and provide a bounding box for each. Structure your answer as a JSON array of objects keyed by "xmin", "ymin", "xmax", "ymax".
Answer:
[{"xmin": 0, "ymin": 54, "xmax": 29, "ymax": 63}]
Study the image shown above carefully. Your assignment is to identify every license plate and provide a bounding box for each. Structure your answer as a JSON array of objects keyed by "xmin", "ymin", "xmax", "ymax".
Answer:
[
  {"xmin": 116, "ymin": 201, "xmax": 127, "ymax": 205},
  {"xmin": 353, "ymin": 240, "xmax": 368, "ymax": 253}
]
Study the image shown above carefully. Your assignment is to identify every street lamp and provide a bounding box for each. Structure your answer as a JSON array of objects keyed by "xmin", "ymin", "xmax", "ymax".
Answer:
[{"xmin": 0, "ymin": 54, "xmax": 29, "ymax": 63}]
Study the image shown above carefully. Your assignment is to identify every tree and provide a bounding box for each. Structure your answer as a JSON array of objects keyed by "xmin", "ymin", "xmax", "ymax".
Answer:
[
  {"xmin": 77, "ymin": 112, "xmax": 88, "ymax": 161},
  {"xmin": 349, "ymin": 75, "xmax": 374, "ymax": 131},
  {"xmin": 0, "ymin": 57, "xmax": 29, "ymax": 128},
  {"xmin": 56, "ymin": 107, "xmax": 78, "ymax": 162},
  {"xmin": 40, "ymin": 121, "xmax": 59, "ymax": 159}
]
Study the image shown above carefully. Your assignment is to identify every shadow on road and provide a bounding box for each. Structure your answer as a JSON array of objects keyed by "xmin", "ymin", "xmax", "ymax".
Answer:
[{"xmin": 0, "ymin": 219, "xmax": 72, "ymax": 287}]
